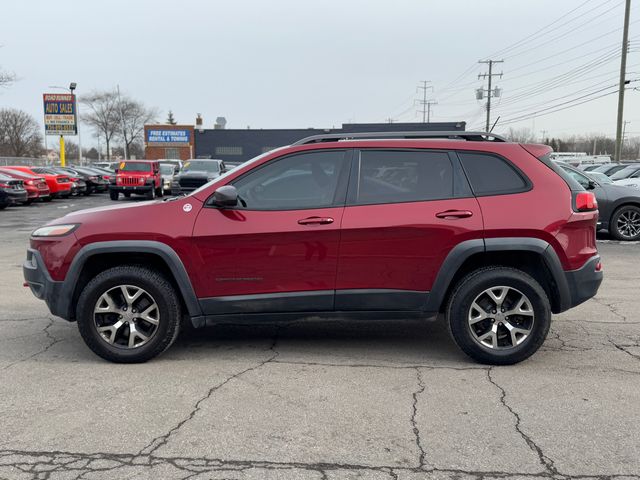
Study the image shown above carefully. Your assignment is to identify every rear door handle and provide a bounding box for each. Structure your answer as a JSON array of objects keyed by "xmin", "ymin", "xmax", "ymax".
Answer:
[
  {"xmin": 435, "ymin": 210, "xmax": 473, "ymax": 219},
  {"xmin": 298, "ymin": 216, "xmax": 334, "ymax": 225}
]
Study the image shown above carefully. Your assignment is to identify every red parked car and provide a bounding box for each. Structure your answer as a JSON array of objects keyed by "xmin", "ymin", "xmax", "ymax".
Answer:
[
  {"xmin": 0, "ymin": 168, "xmax": 51, "ymax": 203},
  {"xmin": 6, "ymin": 166, "xmax": 72, "ymax": 199},
  {"xmin": 24, "ymin": 131, "xmax": 602, "ymax": 364}
]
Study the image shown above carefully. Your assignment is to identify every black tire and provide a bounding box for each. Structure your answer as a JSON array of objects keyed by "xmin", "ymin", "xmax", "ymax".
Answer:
[
  {"xmin": 123, "ymin": 192, "xmax": 131, "ymax": 198},
  {"xmin": 22, "ymin": 199, "xmax": 34, "ymax": 206},
  {"xmin": 42, "ymin": 196, "xmax": 52, "ymax": 202},
  {"xmin": 610, "ymin": 205, "xmax": 640, "ymax": 241},
  {"xmin": 146, "ymin": 188, "xmax": 156, "ymax": 200},
  {"xmin": 109, "ymin": 190, "xmax": 119, "ymax": 201},
  {"xmin": 76, "ymin": 265, "xmax": 181, "ymax": 363},
  {"xmin": 0, "ymin": 204, "xmax": 6, "ymax": 210},
  {"xmin": 446, "ymin": 267, "xmax": 551, "ymax": 365},
  {"xmin": 156, "ymin": 186, "xmax": 163, "ymax": 197}
]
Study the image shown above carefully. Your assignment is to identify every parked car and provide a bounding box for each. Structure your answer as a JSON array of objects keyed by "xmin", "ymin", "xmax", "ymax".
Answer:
[
  {"xmin": 5, "ymin": 166, "xmax": 72, "ymax": 198},
  {"xmin": 52, "ymin": 166, "xmax": 108, "ymax": 194},
  {"xmin": 171, "ymin": 159, "xmax": 226, "ymax": 195},
  {"xmin": 558, "ymin": 162, "xmax": 640, "ymax": 241},
  {"xmin": 109, "ymin": 160, "xmax": 163, "ymax": 200},
  {"xmin": 24, "ymin": 131, "xmax": 603, "ymax": 365},
  {"xmin": 30, "ymin": 167, "xmax": 87, "ymax": 196},
  {"xmin": 156, "ymin": 159, "xmax": 182, "ymax": 172},
  {"xmin": 609, "ymin": 164, "xmax": 640, "ymax": 183},
  {"xmin": 159, "ymin": 163, "xmax": 176, "ymax": 195},
  {"xmin": 0, "ymin": 168, "xmax": 50, "ymax": 203},
  {"xmin": 581, "ymin": 165, "xmax": 601, "ymax": 172},
  {"xmin": 590, "ymin": 163, "xmax": 628, "ymax": 177},
  {"xmin": 91, "ymin": 162, "xmax": 118, "ymax": 172},
  {"xmin": 0, "ymin": 173, "xmax": 28, "ymax": 208},
  {"xmin": 77, "ymin": 165, "xmax": 114, "ymax": 184}
]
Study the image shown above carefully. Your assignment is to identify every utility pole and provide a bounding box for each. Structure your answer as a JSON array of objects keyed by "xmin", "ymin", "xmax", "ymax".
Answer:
[
  {"xmin": 540, "ymin": 129, "xmax": 548, "ymax": 143},
  {"xmin": 416, "ymin": 81, "xmax": 436, "ymax": 123},
  {"xmin": 614, "ymin": 0, "xmax": 631, "ymax": 162},
  {"xmin": 622, "ymin": 120, "xmax": 631, "ymax": 158},
  {"xmin": 478, "ymin": 59, "xmax": 504, "ymax": 131}
]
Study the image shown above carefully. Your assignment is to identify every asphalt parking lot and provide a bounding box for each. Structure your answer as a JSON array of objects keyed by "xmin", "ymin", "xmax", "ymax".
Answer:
[{"xmin": 0, "ymin": 195, "xmax": 639, "ymax": 480}]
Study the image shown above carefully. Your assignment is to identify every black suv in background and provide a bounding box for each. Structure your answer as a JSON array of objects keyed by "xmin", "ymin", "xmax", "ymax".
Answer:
[{"xmin": 171, "ymin": 159, "xmax": 226, "ymax": 195}]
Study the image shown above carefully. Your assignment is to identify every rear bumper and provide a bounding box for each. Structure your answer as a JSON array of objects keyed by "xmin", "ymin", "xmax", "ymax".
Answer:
[
  {"xmin": 23, "ymin": 249, "xmax": 68, "ymax": 320},
  {"xmin": 563, "ymin": 255, "xmax": 603, "ymax": 310}
]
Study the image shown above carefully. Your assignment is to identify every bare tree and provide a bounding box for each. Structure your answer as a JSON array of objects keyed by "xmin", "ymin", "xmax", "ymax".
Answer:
[
  {"xmin": 0, "ymin": 108, "xmax": 43, "ymax": 157},
  {"xmin": 505, "ymin": 127, "xmax": 536, "ymax": 143},
  {"xmin": 80, "ymin": 90, "xmax": 119, "ymax": 159},
  {"xmin": 0, "ymin": 69, "xmax": 15, "ymax": 88},
  {"xmin": 116, "ymin": 96, "xmax": 158, "ymax": 157}
]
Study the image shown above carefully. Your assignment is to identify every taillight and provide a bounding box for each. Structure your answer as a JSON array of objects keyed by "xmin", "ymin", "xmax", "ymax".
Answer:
[
  {"xmin": 0, "ymin": 183, "xmax": 9, "ymax": 188},
  {"xmin": 573, "ymin": 191, "xmax": 597, "ymax": 212}
]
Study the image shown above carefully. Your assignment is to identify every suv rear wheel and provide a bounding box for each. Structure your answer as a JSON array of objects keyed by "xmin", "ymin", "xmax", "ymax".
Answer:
[
  {"xmin": 76, "ymin": 266, "xmax": 181, "ymax": 363},
  {"xmin": 446, "ymin": 267, "xmax": 551, "ymax": 365},
  {"xmin": 109, "ymin": 190, "xmax": 119, "ymax": 201}
]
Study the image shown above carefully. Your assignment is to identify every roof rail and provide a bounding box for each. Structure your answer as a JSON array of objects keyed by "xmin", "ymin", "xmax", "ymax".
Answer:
[{"xmin": 292, "ymin": 131, "xmax": 508, "ymax": 146}]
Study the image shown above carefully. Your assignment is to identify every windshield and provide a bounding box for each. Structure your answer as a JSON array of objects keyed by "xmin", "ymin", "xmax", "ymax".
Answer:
[
  {"xmin": 187, "ymin": 147, "xmax": 288, "ymax": 197},
  {"xmin": 587, "ymin": 171, "xmax": 612, "ymax": 184},
  {"xmin": 119, "ymin": 162, "xmax": 152, "ymax": 172},
  {"xmin": 182, "ymin": 160, "xmax": 219, "ymax": 173},
  {"xmin": 610, "ymin": 166, "xmax": 640, "ymax": 180},
  {"xmin": 159, "ymin": 164, "xmax": 175, "ymax": 174}
]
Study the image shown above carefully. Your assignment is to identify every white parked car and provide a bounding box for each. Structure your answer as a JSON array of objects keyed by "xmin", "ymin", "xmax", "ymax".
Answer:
[{"xmin": 613, "ymin": 177, "xmax": 640, "ymax": 189}]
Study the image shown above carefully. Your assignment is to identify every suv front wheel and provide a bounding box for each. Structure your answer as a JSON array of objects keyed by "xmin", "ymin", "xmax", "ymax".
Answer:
[
  {"xmin": 446, "ymin": 267, "xmax": 551, "ymax": 365},
  {"xmin": 76, "ymin": 265, "xmax": 181, "ymax": 363}
]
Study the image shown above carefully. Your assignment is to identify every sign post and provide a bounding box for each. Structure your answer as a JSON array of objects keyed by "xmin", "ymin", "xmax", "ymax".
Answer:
[{"xmin": 43, "ymin": 93, "xmax": 77, "ymax": 167}]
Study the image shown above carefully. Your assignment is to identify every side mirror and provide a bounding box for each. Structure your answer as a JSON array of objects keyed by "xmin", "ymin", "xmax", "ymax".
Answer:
[
  {"xmin": 174, "ymin": 166, "xmax": 180, "ymax": 174},
  {"xmin": 211, "ymin": 185, "xmax": 238, "ymax": 207},
  {"xmin": 587, "ymin": 180, "xmax": 596, "ymax": 190}
]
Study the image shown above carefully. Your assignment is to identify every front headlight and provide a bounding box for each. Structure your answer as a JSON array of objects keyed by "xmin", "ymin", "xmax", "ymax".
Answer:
[{"xmin": 32, "ymin": 224, "xmax": 80, "ymax": 237}]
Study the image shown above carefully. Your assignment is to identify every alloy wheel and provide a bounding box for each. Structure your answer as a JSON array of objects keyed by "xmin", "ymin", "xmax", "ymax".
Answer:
[
  {"xmin": 468, "ymin": 286, "xmax": 535, "ymax": 350},
  {"xmin": 93, "ymin": 285, "xmax": 160, "ymax": 349},
  {"xmin": 616, "ymin": 209, "xmax": 640, "ymax": 240}
]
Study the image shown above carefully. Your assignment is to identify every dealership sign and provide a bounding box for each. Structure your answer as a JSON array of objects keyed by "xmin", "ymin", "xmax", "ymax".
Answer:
[
  {"xmin": 43, "ymin": 93, "xmax": 77, "ymax": 136},
  {"xmin": 146, "ymin": 129, "xmax": 191, "ymax": 145}
]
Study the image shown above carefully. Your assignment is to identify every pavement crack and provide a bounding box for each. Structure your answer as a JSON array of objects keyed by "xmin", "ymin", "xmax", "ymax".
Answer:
[
  {"xmin": 486, "ymin": 367, "xmax": 560, "ymax": 477},
  {"xmin": 610, "ymin": 340, "xmax": 640, "ymax": 362},
  {"xmin": 591, "ymin": 297, "xmax": 627, "ymax": 322},
  {"xmin": 138, "ymin": 328, "xmax": 282, "ymax": 457},
  {"xmin": 410, "ymin": 367, "xmax": 427, "ymax": 469},
  {"xmin": 1, "ymin": 318, "xmax": 62, "ymax": 371}
]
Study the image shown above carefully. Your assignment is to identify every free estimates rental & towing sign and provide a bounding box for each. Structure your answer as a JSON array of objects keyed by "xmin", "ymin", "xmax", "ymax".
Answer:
[{"xmin": 43, "ymin": 93, "xmax": 77, "ymax": 135}]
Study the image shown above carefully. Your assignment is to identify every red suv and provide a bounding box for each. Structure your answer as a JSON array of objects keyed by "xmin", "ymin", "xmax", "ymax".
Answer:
[
  {"xmin": 23, "ymin": 132, "xmax": 602, "ymax": 364},
  {"xmin": 110, "ymin": 160, "xmax": 163, "ymax": 200}
]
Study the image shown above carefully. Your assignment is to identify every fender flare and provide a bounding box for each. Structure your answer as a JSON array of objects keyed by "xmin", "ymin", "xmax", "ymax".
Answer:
[
  {"xmin": 61, "ymin": 241, "xmax": 202, "ymax": 320},
  {"xmin": 424, "ymin": 237, "xmax": 571, "ymax": 313}
]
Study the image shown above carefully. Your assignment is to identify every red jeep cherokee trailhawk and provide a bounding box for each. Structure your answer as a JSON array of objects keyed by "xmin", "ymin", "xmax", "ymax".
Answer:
[
  {"xmin": 109, "ymin": 160, "xmax": 163, "ymax": 200},
  {"xmin": 24, "ymin": 131, "xmax": 603, "ymax": 364}
]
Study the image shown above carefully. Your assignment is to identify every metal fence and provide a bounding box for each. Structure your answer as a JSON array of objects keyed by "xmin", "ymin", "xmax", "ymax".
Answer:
[{"xmin": 0, "ymin": 157, "xmax": 50, "ymax": 167}]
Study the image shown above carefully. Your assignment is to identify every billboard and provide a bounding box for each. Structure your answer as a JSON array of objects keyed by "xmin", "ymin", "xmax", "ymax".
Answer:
[
  {"xmin": 146, "ymin": 129, "xmax": 191, "ymax": 145},
  {"xmin": 43, "ymin": 93, "xmax": 77, "ymax": 136}
]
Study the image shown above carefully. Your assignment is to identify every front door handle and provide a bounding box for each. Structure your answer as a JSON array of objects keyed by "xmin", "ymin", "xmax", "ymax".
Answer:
[
  {"xmin": 435, "ymin": 210, "xmax": 473, "ymax": 219},
  {"xmin": 298, "ymin": 216, "xmax": 334, "ymax": 225}
]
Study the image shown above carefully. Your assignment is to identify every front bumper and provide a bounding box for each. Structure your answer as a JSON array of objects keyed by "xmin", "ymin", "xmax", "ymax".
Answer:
[
  {"xmin": 5, "ymin": 190, "xmax": 28, "ymax": 204},
  {"xmin": 110, "ymin": 185, "xmax": 153, "ymax": 193},
  {"xmin": 23, "ymin": 248, "xmax": 67, "ymax": 319},
  {"xmin": 563, "ymin": 255, "xmax": 603, "ymax": 310}
]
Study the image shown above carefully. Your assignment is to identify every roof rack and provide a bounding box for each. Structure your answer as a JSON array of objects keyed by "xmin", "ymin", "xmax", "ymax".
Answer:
[{"xmin": 292, "ymin": 130, "xmax": 508, "ymax": 146}]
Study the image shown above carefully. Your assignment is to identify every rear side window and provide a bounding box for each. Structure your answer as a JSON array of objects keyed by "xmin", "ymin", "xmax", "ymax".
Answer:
[
  {"xmin": 354, "ymin": 150, "xmax": 454, "ymax": 205},
  {"xmin": 458, "ymin": 152, "xmax": 528, "ymax": 196}
]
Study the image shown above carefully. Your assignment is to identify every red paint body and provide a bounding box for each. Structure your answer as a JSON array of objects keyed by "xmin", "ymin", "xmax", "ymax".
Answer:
[
  {"xmin": 7, "ymin": 166, "xmax": 71, "ymax": 197},
  {"xmin": 31, "ymin": 140, "xmax": 599, "ymax": 299},
  {"xmin": 0, "ymin": 168, "xmax": 50, "ymax": 200}
]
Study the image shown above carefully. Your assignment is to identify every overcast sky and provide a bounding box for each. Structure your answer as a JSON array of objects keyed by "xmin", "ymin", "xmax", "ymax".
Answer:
[{"xmin": 1, "ymin": 0, "xmax": 638, "ymax": 148}]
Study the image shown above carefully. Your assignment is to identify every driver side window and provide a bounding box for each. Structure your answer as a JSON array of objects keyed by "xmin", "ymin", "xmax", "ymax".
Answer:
[{"xmin": 232, "ymin": 150, "xmax": 348, "ymax": 210}]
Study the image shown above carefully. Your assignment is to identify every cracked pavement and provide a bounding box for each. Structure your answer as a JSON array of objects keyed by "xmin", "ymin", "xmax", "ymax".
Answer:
[{"xmin": 1, "ymin": 196, "xmax": 639, "ymax": 479}]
